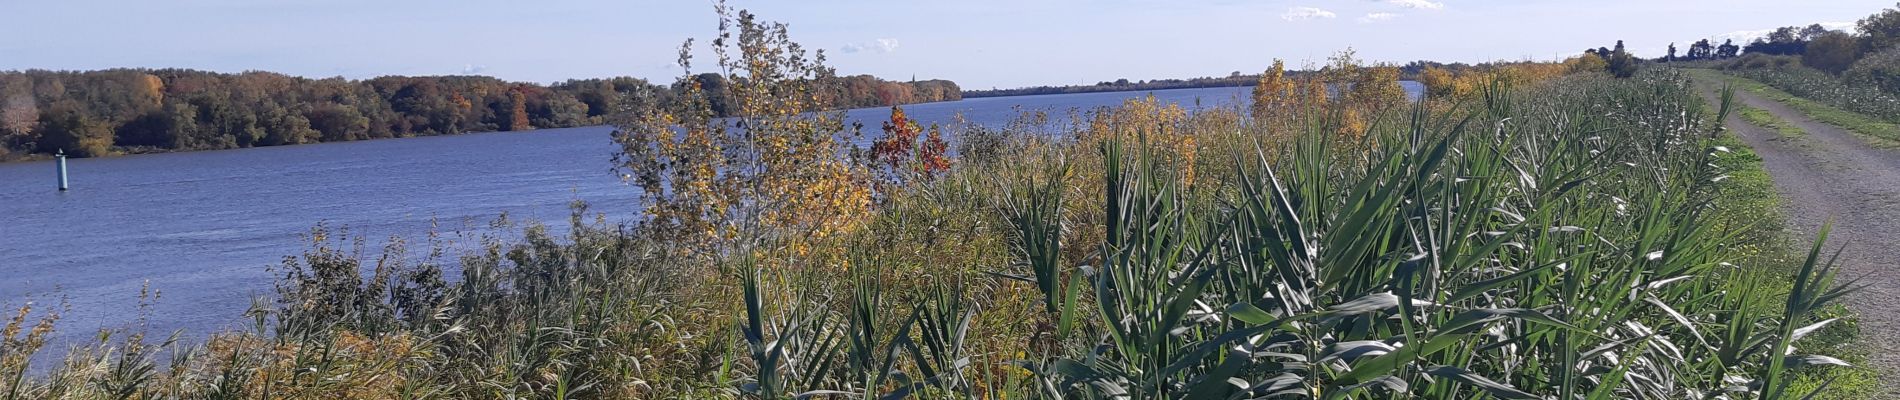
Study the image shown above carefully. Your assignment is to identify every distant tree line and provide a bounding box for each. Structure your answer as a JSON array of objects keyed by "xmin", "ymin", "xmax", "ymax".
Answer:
[
  {"xmin": 1650, "ymin": 3, "xmax": 1900, "ymax": 76},
  {"xmin": 961, "ymin": 73, "xmax": 1269, "ymax": 98},
  {"xmin": 0, "ymin": 69, "xmax": 957, "ymax": 158},
  {"xmin": 961, "ymin": 60, "xmax": 1470, "ymax": 100},
  {"xmin": 1741, "ymin": 24, "xmax": 1836, "ymax": 56},
  {"xmin": 825, "ymin": 75, "xmax": 961, "ymax": 107},
  {"xmin": 1660, "ymin": 39, "xmax": 1742, "ymax": 63},
  {"xmin": 1397, "ymin": 60, "xmax": 1476, "ymax": 78},
  {"xmin": 682, "ymin": 73, "xmax": 962, "ymax": 117},
  {"xmin": 1709, "ymin": 2, "xmax": 1900, "ymax": 104}
]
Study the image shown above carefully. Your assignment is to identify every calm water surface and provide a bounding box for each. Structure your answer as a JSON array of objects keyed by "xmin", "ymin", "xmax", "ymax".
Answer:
[{"xmin": 0, "ymin": 84, "xmax": 1419, "ymax": 345}]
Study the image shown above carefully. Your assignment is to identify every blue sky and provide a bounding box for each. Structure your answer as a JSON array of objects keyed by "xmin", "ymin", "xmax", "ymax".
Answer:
[{"xmin": 0, "ymin": 0, "xmax": 1891, "ymax": 89}]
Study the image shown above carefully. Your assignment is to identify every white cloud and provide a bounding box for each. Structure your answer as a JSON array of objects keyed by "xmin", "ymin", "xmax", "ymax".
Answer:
[
  {"xmin": 1387, "ymin": 0, "xmax": 1444, "ymax": 10},
  {"xmin": 1358, "ymin": 12, "xmax": 1401, "ymax": 23},
  {"xmin": 841, "ymin": 38, "xmax": 901, "ymax": 54},
  {"xmin": 1281, "ymin": 7, "xmax": 1337, "ymax": 21},
  {"xmin": 461, "ymin": 64, "xmax": 487, "ymax": 74}
]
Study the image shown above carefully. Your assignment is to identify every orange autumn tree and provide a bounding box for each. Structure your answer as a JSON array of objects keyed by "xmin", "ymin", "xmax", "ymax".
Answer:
[
  {"xmin": 135, "ymin": 73, "xmax": 165, "ymax": 109},
  {"xmin": 506, "ymin": 88, "xmax": 530, "ymax": 131},
  {"xmin": 613, "ymin": 3, "xmax": 872, "ymax": 255},
  {"xmin": 869, "ymin": 106, "xmax": 950, "ymax": 192}
]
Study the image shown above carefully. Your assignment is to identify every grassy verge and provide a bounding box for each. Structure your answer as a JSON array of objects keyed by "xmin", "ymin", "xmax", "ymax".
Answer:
[
  {"xmin": 1738, "ymin": 105, "xmax": 1806, "ymax": 138},
  {"xmin": 1688, "ymin": 69, "xmax": 1900, "ymax": 147}
]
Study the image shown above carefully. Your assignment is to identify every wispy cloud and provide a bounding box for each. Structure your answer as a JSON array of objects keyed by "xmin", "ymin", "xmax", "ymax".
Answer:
[
  {"xmin": 1358, "ymin": 12, "xmax": 1401, "ymax": 23},
  {"xmin": 1282, "ymin": 7, "xmax": 1337, "ymax": 21},
  {"xmin": 841, "ymin": 38, "xmax": 901, "ymax": 54},
  {"xmin": 461, "ymin": 64, "xmax": 488, "ymax": 74},
  {"xmin": 1387, "ymin": 0, "xmax": 1444, "ymax": 10}
]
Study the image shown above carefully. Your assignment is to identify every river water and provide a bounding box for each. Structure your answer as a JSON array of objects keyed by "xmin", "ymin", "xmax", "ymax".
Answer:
[{"xmin": 0, "ymin": 83, "xmax": 1419, "ymax": 345}]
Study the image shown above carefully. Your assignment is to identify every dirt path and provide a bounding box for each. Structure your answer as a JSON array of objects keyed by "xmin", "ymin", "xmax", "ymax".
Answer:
[{"xmin": 1694, "ymin": 78, "xmax": 1900, "ymax": 396}]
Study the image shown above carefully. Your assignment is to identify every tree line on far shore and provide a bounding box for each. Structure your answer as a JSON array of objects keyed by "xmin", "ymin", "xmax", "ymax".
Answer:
[{"xmin": 0, "ymin": 69, "xmax": 960, "ymax": 158}]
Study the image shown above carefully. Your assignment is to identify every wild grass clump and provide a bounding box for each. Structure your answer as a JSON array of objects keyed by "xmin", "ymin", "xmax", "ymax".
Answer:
[{"xmin": 978, "ymin": 69, "xmax": 1856, "ymax": 399}]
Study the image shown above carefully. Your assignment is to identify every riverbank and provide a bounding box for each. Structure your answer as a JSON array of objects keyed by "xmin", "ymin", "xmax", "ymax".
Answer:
[
  {"xmin": 0, "ymin": 69, "xmax": 960, "ymax": 162},
  {"xmin": 2, "ymin": 63, "xmax": 1859, "ymax": 399}
]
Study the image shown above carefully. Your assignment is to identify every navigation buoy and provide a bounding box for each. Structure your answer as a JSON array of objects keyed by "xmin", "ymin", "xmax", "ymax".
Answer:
[{"xmin": 56, "ymin": 149, "xmax": 68, "ymax": 191}]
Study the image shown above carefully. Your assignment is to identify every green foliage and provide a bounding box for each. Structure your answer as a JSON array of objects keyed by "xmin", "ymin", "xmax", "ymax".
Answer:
[
  {"xmin": 1844, "ymin": 45, "xmax": 1900, "ymax": 95},
  {"xmin": 1608, "ymin": 41, "xmax": 1641, "ymax": 78},
  {"xmin": 1858, "ymin": 2, "xmax": 1900, "ymax": 53},
  {"xmin": 993, "ymin": 70, "xmax": 1854, "ymax": 399},
  {"xmin": 34, "ymin": 103, "xmax": 113, "ymax": 157},
  {"xmin": 1741, "ymin": 24, "xmax": 1832, "ymax": 56}
]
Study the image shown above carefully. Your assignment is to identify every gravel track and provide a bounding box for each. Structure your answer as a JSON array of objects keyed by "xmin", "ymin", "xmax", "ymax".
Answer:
[{"xmin": 1694, "ymin": 78, "xmax": 1900, "ymax": 397}]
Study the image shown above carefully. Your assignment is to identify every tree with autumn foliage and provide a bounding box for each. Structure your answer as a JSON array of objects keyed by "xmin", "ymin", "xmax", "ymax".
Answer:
[
  {"xmin": 1316, "ymin": 49, "xmax": 1407, "ymax": 137},
  {"xmin": 506, "ymin": 88, "xmax": 531, "ymax": 131},
  {"xmin": 868, "ymin": 106, "xmax": 950, "ymax": 193},
  {"xmin": 1566, "ymin": 53, "xmax": 1609, "ymax": 74},
  {"xmin": 1349, "ymin": 65, "xmax": 1407, "ymax": 107},
  {"xmin": 1417, "ymin": 66, "xmax": 1456, "ymax": 99},
  {"xmin": 0, "ymin": 93, "xmax": 35, "ymax": 156},
  {"xmin": 1250, "ymin": 59, "xmax": 1298, "ymax": 122},
  {"xmin": 612, "ymin": 2, "xmax": 873, "ymax": 258}
]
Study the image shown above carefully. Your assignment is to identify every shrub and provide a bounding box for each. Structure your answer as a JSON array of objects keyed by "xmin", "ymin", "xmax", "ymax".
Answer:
[
  {"xmin": 611, "ymin": 4, "xmax": 874, "ymax": 258},
  {"xmin": 1845, "ymin": 45, "xmax": 1900, "ymax": 94},
  {"xmin": 1803, "ymin": 31, "xmax": 1862, "ymax": 74}
]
